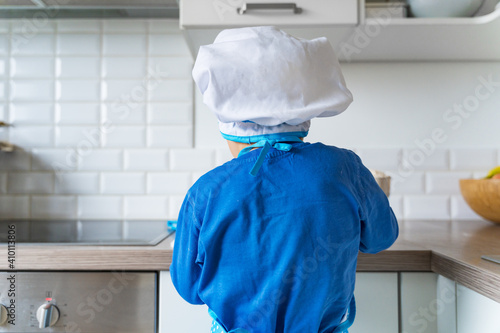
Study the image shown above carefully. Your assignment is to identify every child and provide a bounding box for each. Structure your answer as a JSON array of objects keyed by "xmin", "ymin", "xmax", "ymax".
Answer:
[{"xmin": 171, "ymin": 26, "xmax": 398, "ymax": 333}]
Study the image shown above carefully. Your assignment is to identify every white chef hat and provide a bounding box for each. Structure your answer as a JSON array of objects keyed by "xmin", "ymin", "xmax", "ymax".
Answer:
[{"xmin": 192, "ymin": 26, "xmax": 353, "ymax": 143}]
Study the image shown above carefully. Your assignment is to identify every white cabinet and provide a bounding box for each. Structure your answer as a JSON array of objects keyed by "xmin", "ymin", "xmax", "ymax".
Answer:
[
  {"xmin": 400, "ymin": 273, "xmax": 457, "ymax": 333},
  {"xmin": 350, "ymin": 273, "xmax": 399, "ymax": 333},
  {"xmin": 180, "ymin": 0, "xmax": 359, "ymax": 28},
  {"xmin": 457, "ymin": 283, "xmax": 500, "ymax": 333},
  {"xmin": 158, "ymin": 271, "xmax": 212, "ymax": 333}
]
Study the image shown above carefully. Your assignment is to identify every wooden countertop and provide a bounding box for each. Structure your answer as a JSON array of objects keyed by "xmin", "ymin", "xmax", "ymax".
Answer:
[{"xmin": 1, "ymin": 219, "xmax": 500, "ymax": 302}]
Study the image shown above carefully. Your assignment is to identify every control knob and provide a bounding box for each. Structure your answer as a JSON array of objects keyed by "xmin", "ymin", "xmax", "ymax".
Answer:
[
  {"xmin": 36, "ymin": 303, "xmax": 60, "ymax": 328},
  {"xmin": 0, "ymin": 305, "xmax": 7, "ymax": 325}
]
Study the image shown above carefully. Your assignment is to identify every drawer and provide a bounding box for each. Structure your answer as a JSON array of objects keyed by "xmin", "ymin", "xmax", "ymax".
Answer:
[{"xmin": 180, "ymin": 0, "xmax": 359, "ymax": 28}]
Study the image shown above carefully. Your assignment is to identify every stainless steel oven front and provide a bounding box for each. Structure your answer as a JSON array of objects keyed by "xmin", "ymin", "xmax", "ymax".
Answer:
[{"xmin": 0, "ymin": 271, "xmax": 156, "ymax": 332}]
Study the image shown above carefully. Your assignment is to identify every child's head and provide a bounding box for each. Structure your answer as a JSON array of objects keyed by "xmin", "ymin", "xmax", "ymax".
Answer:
[{"xmin": 192, "ymin": 26, "xmax": 353, "ymax": 145}]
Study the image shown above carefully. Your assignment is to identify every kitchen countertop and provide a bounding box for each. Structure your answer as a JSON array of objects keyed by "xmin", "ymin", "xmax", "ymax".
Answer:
[{"xmin": 1, "ymin": 219, "xmax": 500, "ymax": 303}]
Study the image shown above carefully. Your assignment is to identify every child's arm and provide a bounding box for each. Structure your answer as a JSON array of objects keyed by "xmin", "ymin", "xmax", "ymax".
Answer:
[
  {"xmin": 170, "ymin": 196, "xmax": 205, "ymax": 305},
  {"xmin": 356, "ymin": 161, "xmax": 399, "ymax": 254}
]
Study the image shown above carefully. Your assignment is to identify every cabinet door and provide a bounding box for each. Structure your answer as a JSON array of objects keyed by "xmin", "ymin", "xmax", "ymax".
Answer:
[
  {"xmin": 457, "ymin": 283, "xmax": 500, "ymax": 333},
  {"xmin": 349, "ymin": 272, "xmax": 399, "ymax": 333},
  {"xmin": 158, "ymin": 271, "xmax": 212, "ymax": 333},
  {"xmin": 400, "ymin": 273, "xmax": 457, "ymax": 333},
  {"xmin": 181, "ymin": 0, "xmax": 358, "ymax": 28}
]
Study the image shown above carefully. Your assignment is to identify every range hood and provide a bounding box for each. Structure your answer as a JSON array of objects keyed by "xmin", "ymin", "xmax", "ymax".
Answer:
[{"xmin": 0, "ymin": 0, "xmax": 180, "ymax": 18}]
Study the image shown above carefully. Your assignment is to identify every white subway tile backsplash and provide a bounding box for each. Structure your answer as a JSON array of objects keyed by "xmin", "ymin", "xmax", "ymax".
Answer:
[
  {"xmin": 0, "ymin": 22, "xmax": 8, "ymax": 33},
  {"xmin": 56, "ymin": 79, "xmax": 100, "ymax": 101},
  {"xmin": 55, "ymin": 103, "xmax": 100, "ymax": 124},
  {"xmin": 149, "ymin": 57, "xmax": 193, "ymax": 79},
  {"xmin": 103, "ymin": 20, "xmax": 148, "ymax": 33},
  {"xmin": 389, "ymin": 172, "xmax": 425, "ymax": 195},
  {"xmin": 103, "ymin": 126, "xmax": 146, "ymax": 147},
  {"xmin": 124, "ymin": 149, "xmax": 168, "ymax": 171},
  {"xmin": 426, "ymin": 172, "xmax": 472, "ymax": 195},
  {"xmin": 7, "ymin": 172, "xmax": 54, "ymax": 194},
  {"xmin": 0, "ymin": 58, "xmax": 6, "ymax": 76},
  {"xmin": 148, "ymin": 103, "xmax": 192, "ymax": 124},
  {"xmin": 0, "ymin": 82, "xmax": 5, "ymax": 101},
  {"xmin": 103, "ymin": 34, "xmax": 147, "ymax": 56},
  {"xmin": 357, "ymin": 148, "xmax": 402, "ymax": 171},
  {"xmin": 77, "ymin": 196, "xmax": 123, "ymax": 219},
  {"xmin": 102, "ymin": 57, "xmax": 147, "ymax": 78},
  {"xmin": 102, "ymin": 172, "xmax": 145, "ymax": 194},
  {"xmin": 124, "ymin": 195, "xmax": 168, "ymax": 219},
  {"xmin": 102, "ymin": 79, "xmax": 145, "ymax": 102},
  {"xmin": 55, "ymin": 126, "xmax": 101, "ymax": 147},
  {"xmin": 55, "ymin": 172, "xmax": 100, "ymax": 194},
  {"xmin": 148, "ymin": 79, "xmax": 192, "ymax": 102},
  {"xmin": 147, "ymin": 173, "xmax": 191, "ymax": 194},
  {"xmin": 149, "ymin": 34, "xmax": 190, "ymax": 56},
  {"xmin": 402, "ymin": 148, "xmax": 449, "ymax": 171},
  {"xmin": 12, "ymin": 34, "xmax": 55, "ymax": 55},
  {"xmin": 57, "ymin": 20, "xmax": 101, "ymax": 33},
  {"xmin": 0, "ymin": 196, "xmax": 30, "ymax": 218},
  {"xmin": 404, "ymin": 195, "xmax": 451, "ymax": 220},
  {"xmin": 147, "ymin": 126, "xmax": 192, "ymax": 148},
  {"xmin": 451, "ymin": 196, "xmax": 482, "ymax": 220},
  {"xmin": 148, "ymin": 20, "xmax": 181, "ymax": 33},
  {"xmin": 10, "ymin": 57, "xmax": 55, "ymax": 78},
  {"xmin": 32, "ymin": 149, "xmax": 77, "ymax": 171},
  {"xmin": 0, "ymin": 35, "xmax": 8, "ymax": 55},
  {"xmin": 388, "ymin": 195, "xmax": 404, "ymax": 221},
  {"xmin": 102, "ymin": 103, "xmax": 146, "ymax": 124},
  {"xmin": 10, "ymin": 79, "xmax": 54, "ymax": 101},
  {"xmin": 11, "ymin": 21, "xmax": 55, "ymax": 33},
  {"xmin": 169, "ymin": 195, "xmax": 185, "ymax": 219},
  {"xmin": 450, "ymin": 148, "xmax": 497, "ymax": 171},
  {"xmin": 79, "ymin": 149, "xmax": 122, "ymax": 171},
  {"xmin": 56, "ymin": 57, "xmax": 100, "ymax": 78},
  {"xmin": 170, "ymin": 149, "xmax": 215, "ymax": 172},
  {"xmin": 10, "ymin": 126, "xmax": 54, "ymax": 148},
  {"xmin": 1, "ymin": 19, "xmax": 494, "ymax": 222},
  {"xmin": 56, "ymin": 34, "xmax": 100, "ymax": 55},
  {"xmin": 9, "ymin": 103, "xmax": 53, "ymax": 124},
  {"xmin": 0, "ymin": 150, "xmax": 31, "ymax": 171},
  {"xmin": 31, "ymin": 195, "xmax": 77, "ymax": 219}
]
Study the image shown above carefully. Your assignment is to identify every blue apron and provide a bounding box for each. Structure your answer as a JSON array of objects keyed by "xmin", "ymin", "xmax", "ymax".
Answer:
[{"xmin": 209, "ymin": 297, "xmax": 356, "ymax": 333}]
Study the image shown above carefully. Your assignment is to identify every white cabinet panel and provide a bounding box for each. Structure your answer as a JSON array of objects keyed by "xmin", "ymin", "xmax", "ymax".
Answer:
[
  {"xmin": 181, "ymin": 0, "xmax": 358, "ymax": 28},
  {"xmin": 436, "ymin": 275, "xmax": 457, "ymax": 333},
  {"xmin": 457, "ymin": 284, "xmax": 500, "ymax": 333},
  {"xmin": 158, "ymin": 271, "xmax": 212, "ymax": 333},
  {"xmin": 350, "ymin": 272, "xmax": 399, "ymax": 333},
  {"xmin": 400, "ymin": 273, "xmax": 456, "ymax": 333}
]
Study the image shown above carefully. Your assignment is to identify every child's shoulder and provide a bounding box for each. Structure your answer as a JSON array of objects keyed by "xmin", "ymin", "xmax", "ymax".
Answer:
[{"xmin": 303, "ymin": 142, "xmax": 361, "ymax": 163}]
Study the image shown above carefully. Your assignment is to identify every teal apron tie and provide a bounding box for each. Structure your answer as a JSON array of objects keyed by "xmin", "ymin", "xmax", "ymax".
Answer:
[{"xmin": 237, "ymin": 136, "xmax": 303, "ymax": 176}]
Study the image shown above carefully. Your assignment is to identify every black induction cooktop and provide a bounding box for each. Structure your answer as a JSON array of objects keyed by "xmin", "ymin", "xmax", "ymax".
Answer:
[{"xmin": 0, "ymin": 220, "xmax": 174, "ymax": 246}]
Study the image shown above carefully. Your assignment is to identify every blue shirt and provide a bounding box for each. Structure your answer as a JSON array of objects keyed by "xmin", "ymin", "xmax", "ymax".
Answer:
[{"xmin": 170, "ymin": 142, "xmax": 399, "ymax": 333}]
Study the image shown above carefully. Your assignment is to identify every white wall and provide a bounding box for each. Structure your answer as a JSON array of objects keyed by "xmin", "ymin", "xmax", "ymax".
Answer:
[{"xmin": 1, "ymin": 18, "xmax": 499, "ymax": 221}]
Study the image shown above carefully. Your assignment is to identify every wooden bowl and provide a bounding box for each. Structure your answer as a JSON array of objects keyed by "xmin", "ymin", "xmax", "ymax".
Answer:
[{"xmin": 459, "ymin": 179, "xmax": 500, "ymax": 224}]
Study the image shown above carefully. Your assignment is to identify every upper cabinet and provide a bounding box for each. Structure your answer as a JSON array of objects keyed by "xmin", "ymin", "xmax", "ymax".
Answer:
[
  {"xmin": 179, "ymin": 0, "xmax": 500, "ymax": 61},
  {"xmin": 180, "ymin": 0, "xmax": 359, "ymax": 28}
]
